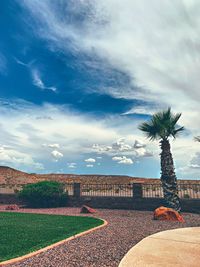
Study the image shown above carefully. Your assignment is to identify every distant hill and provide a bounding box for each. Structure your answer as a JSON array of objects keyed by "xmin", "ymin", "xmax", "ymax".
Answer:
[
  {"xmin": 0, "ymin": 166, "xmax": 199, "ymax": 187},
  {"xmin": 0, "ymin": 166, "xmax": 159, "ymax": 186},
  {"xmin": 0, "ymin": 166, "xmax": 41, "ymax": 185},
  {"xmin": 35, "ymin": 173, "xmax": 160, "ymax": 184}
]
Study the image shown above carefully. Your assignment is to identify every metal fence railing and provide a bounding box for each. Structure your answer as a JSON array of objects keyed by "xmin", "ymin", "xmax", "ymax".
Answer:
[
  {"xmin": 81, "ymin": 184, "xmax": 133, "ymax": 197},
  {"xmin": 142, "ymin": 183, "xmax": 200, "ymax": 199},
  {"xmin": 142, "ymin": 184, "xmax": 164, "ymax": 198},
  {"xmin": 1, "ymin": 182, "xmax": 200, "ymax": 199},
  {"xmin": 178, "ymin": 183, "xmax": 200, "ymax": 199},
  {"xmin": 64, "ymin": 183, "xmax": 74, "ymax": 196}
]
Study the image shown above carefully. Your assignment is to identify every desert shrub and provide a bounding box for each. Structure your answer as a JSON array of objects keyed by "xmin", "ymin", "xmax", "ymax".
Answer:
[{"xmin": 18, "ymin": 181, "xmax": 68, "ymax": 208}]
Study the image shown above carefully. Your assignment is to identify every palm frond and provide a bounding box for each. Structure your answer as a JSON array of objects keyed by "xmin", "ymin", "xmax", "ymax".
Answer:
[
  {"xmin": 138, "ymin": 122, "xmax": 158, "ymax": 140},
  {"xmin": 138, "ymin": 107, "xmax": 184, "ymax": 141},
  {"xmin": 194, "ymin": 136, "xmax": 200, "ymax": 142},
  {"xmin": 171, "ymin": 112, "xmax": 182, "ymax": 126},
  {"xmin": 171, "ymin": 126, "xmax": 185, "ymax": 138}
]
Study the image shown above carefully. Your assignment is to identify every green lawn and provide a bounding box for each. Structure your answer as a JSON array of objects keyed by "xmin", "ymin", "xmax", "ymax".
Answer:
[{"xmin": 0, "ymin": 212, "xmax": 103, "ymax": 262}]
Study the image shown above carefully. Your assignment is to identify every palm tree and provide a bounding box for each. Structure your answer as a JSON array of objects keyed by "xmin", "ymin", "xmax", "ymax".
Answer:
[
  {"xmin": 194, "ymin": 136, "xmax": 200, "ymax": 142},
  {"xmin": 139, "ymin": 108, "xmax": 184, "ymax": 212}
]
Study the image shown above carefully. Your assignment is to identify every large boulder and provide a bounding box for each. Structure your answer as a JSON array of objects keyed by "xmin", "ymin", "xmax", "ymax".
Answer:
[
  {"xmin": 154, "ymin": 206, "xmax": 184, "ymax": 222},
  {"xmin": 5, "ymin": 204, "xmax": 20, "ymax": 210},
  {"xmin": 80, "ymin": 205, "xmax": 96, "ymax": 214}
]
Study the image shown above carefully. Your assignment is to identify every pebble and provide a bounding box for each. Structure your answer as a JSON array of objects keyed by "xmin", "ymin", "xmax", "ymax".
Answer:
[{"xmin": 1, "ymin": 207, "xmax": 199, "ymax": 267}]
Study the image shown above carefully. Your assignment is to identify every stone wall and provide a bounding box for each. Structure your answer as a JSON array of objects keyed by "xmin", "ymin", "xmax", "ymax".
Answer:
[
  {"xmin": 68, "ymin": 196, "xmax": 164, "ymax": 210},
  {"xmin": 1, "ymin": 194, "xmax": 199, "ymax": 213},
  {"xmin": 0, "ymin": 194, "xmax": 21, "ymax": 204},
  {"xmin": 0, "ymin": 182, "xmax": 199, "ymax": 213},
  {"xmin": 67, "ymin": 197, "xmax": 199, "ymax": 213}
]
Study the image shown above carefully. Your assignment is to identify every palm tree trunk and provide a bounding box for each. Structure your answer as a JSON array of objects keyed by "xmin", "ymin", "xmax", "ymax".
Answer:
[{"xmin": 160, "ymin": 139, "xmax": 181, "ymax": 211}]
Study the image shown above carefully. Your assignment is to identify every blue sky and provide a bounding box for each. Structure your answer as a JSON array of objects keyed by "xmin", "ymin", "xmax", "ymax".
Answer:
[{"xmin": 0, "ymin": 0, "xmax": 200, "ymax": 179}]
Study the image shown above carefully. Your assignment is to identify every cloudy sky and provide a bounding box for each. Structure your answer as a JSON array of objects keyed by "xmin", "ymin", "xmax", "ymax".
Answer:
[{"xmin": 0, "ymin": 0, "xmax": 200, "ymax": 179}]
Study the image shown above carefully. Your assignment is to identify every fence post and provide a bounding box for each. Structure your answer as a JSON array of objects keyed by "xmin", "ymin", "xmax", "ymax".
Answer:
[
  {"xmin": 132, "ymin": 183, "xmax": 143, "ymax": 199},
  {"xmin": 73, "ymin": 183, "xmax": 81, "ymax": 198}
]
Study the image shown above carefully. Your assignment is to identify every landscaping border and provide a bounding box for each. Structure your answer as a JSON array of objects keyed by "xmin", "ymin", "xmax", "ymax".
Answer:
[{"xmin": 0, "ymin": 217, "xmax": 108, "ymax": 266}]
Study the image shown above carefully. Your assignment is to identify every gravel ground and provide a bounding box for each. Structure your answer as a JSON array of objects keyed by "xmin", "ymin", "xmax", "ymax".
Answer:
[{"xmin": 0, "ymin": 206, "xmax": 200, "ymax": 267}]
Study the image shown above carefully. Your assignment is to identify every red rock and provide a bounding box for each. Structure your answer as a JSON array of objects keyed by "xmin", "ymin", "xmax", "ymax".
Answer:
[
  {"xmin": 154, "ymin": 206, "xmax": 184, "ymax": 222},
  {"xmin": 5, "ymin": 204, "xmax": 20, "ymax": 210},
  {"xmin": 80, "ymin": 205, "xmax": 96, "ymax": 214}
]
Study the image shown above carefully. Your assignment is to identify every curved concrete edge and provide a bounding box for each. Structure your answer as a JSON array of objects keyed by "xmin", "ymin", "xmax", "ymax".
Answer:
[
  {"xmin": 119, "ymin": 227, "xmax": 200, "ymax": 267},
  {"xmin": 0, "ymin": 218, "xmax": 108, "ymax": 266},
  {"xmin": 118, "ymin": 234, "xmax": 152, "ymax": 267}
]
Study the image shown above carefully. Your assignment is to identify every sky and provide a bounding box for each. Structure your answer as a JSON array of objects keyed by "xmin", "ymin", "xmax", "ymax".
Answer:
[{"xmin": 0, "ymin": 0, "xmax": 200, "ymax": 179}]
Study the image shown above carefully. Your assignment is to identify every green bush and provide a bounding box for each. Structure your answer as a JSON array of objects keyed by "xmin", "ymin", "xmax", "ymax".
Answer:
[{"xmin": 18, "ymin": 181, "xmax": 68, "ymax": 208}]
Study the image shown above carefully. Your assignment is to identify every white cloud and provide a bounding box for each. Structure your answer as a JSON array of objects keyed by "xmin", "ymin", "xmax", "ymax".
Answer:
[
  {"xmin": 67, "ymin": 162, "xmax": 77, "ymax": 168},
  {"xmin": 119, "ymin": 158, "xmax": 133, "ymax": 165},
  {"xmin": 189, "ymin": 164, "xmax": 200, "ymax": 169},
  {"xmin": 51, "ymin": 150, "xmax": 63, "ymax": 159},
  {"xmin": 14, "ymin": 57, "xmax": 35, "ymax": 67},
  {"xmin": 86, "ymin": 164, "xmax": 94, "ymax": 168},
  {"xmin": 0, "ymin": 99, "xmax": 198, "ymax": 177},
  {"xmin": 0, "ymin": 99, "xmax": 121, "ymax": 172},
  {"xmin": 112, "ymin": 155, "xmax": 133, "ymax": 165},
  {"xmin": 32, "ymin": 69, "xmax": 44, "ymax": 88},
  {"xmin": 122, "ymin": 106, "xmax": 159, "ymax": 116},
  {"xmin": 49, "ymin": 144, "xmax": 60, "ymax": 149},
  {"xmin": 2, "ymin": 1, "xmax": 200, "ymax": 178},
  {"xmin": 21, "ymin": 0, "xmax": 200, "ymax": 136},
  {"xmin": 14, "ymin": 58, "xmax": 28, "ymax": 66},
  {"xmin": 85, "ymin": 158, "xmax": 96, "ymax": 163},
  {"xmin": 43, "ymin": 143, "xmax": 60, "ymax": 149},
  {"xmin": 0, "ymin": 145, "xmax": 44, "ymax": 170},
  {"xmin": 135, "ymin": 147, "xmax": 153, "ymax": 158},
  {"xmin": 31, "ymin": 68, "xmax": 57, "ymax": 92},
  {"xmin": 93, "ymin": 138, "xmax": 152, "ymax": 159},
  {"xmin": 93, "ymin": 138, "xmax": 135, "ymax": 154},
  {"xmin": 74, "ymin": 0, "xmax": 200, "ymax": 110},
  {"xmin": 112, "ymin": 156, "xmax": 123, "ymax": 161},
  {"xmin": 189, "ymin": 152, "xmax": 200, "ymax": 169},
  {"xmin": 112, "ymin": 138, "xmax": 132, "ymax": 152},
  {"xmin": 14, "ymin": 58, "xmax": 57, "ymax": 93},
  {"xmin": 177, "ymin": 162, "xmax": 200, "ymax": 178}
]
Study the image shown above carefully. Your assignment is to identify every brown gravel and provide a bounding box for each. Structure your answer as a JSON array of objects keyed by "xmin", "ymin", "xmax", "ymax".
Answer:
[{"xmin": 0, "ymin": 206, "xmax": 200, "ymax": 267}]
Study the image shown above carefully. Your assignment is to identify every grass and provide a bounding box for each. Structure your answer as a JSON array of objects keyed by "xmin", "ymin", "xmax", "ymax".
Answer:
[{"xmin": 0, "ymin": 212, "xmax": 103, "ymax": 262}]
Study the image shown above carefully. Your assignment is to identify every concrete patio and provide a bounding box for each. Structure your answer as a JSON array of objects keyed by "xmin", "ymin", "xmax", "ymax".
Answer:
[{"xmin": 119, "ymin": 227, "xmax": 200, "ymax": 267}]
